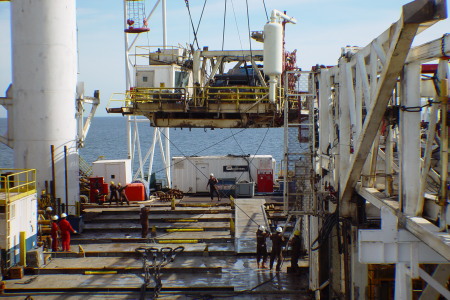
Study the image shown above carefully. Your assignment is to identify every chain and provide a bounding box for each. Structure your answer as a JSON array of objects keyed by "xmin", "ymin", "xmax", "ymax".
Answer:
[
  {"xmin": 135, "ymin": 246, "xmax": 185, "ymax": 299},
  {"xmin": 441, "ymin": 33, "xmax": 449, "ymax": 58}
]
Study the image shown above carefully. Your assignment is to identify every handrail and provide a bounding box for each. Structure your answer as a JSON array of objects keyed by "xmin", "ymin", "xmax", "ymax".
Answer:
[
  {"xmin": 0, "ymin": 169, "xmax": 37, "ymax": 202},
  {"xmin": 107, "ymin": 85, "xmax": 291, "ymax": 111}
]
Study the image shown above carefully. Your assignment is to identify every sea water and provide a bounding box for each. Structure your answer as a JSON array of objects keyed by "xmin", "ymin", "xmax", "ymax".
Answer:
[{"xmin": 0, "ymin": 117, "xmax": 284, "ymax": 178}]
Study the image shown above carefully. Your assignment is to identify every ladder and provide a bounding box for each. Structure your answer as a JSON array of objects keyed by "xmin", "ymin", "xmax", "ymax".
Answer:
[{"xmin": 283, "ymin": 70, "xmax": 317, "ymax": 215}]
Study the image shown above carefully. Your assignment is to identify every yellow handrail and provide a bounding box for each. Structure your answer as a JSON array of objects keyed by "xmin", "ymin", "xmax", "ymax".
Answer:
[{"xmin": 0, "ymin": 169, "xmax": 37, "ymax": 202}]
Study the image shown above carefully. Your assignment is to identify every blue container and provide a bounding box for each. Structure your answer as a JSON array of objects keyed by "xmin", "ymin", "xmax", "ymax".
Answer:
[
  {"xmin": 217, "ymin": 178, "xmax": 236, "ymax": 197},
  {"xmin": 67, "ymin": 215, "xmax": 84, "ymax": 233}
]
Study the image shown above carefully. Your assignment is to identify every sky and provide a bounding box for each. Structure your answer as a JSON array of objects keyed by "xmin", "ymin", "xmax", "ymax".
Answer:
[{"xmin": 0, "ymin": 0, "xmax": 449, "ymax": 118}]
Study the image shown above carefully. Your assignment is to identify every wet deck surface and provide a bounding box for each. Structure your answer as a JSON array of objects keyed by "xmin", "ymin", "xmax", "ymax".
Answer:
[
  {"xmin": 2, "ymin": 195, "xmax": 311, "ymax": 299},
  {"xmin": 235, "ymin": 198, "xmax": 268, "ymax": 253}
]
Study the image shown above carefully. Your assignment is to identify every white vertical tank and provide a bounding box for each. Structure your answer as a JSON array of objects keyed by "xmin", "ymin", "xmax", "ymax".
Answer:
[
  {"xmin": 263, "ymin": 22, "xmax": 283, "ymax": 76},
  {"xmin": 11, "ymin": 0, "xmax": 79, "ymax": 214}
]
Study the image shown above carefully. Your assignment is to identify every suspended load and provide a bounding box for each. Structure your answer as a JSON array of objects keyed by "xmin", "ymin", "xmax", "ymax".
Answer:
[{"xmin": 124, "ymin": 0, "xmax": 150, "ymax": 33}]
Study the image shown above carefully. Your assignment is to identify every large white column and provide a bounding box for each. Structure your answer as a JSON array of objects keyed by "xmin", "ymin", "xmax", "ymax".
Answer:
[
  {"xmin": 318, "ymin": 70, "xmax": 330, "ymax": 155},
  {"xmin": 11, "ymin": 0, "xmax": 79, "ymax": 214},
  {"xmin": 400, "ymin": 63, "xmax": 421, "ymax": 215}
]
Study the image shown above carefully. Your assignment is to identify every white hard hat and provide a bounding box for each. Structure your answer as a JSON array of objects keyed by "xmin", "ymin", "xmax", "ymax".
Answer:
[
  {"xmin": 140, "ymin": 204, "xmax": 145, "ymax": 208},
  {"xmin": 210, "ymin": 173, "xmax": 214, "ymax": 177},
  {"xmin": 258, "ymin": 225, "xmax": 265, "ymax": 231},
  {"xmin": 276, "ymin": 226, "xmax": 283, "ymax": 233},
  {"xmin": 52, "ymin": 215, "xmax": 59, "ymax": 221},
  {"xmin": 61, "ymin": 213, "xmax": 67, "ymax": 218},
  {"xmin": 46, "ymin": 207, "xmax": 53, "ymax": 212}
]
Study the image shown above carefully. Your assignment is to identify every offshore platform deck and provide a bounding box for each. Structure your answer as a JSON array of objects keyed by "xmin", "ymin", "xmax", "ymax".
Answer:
[{"xmin": 1, "ymin": 196, "xmax": 311, "ymax": 299}]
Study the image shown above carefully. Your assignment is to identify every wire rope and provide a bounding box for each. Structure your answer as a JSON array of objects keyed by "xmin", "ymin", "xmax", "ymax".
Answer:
[
  {"xmin": 244, "ymin": 0, "xmax": 256, "ymax": 83},
  {"xmin": 262, "ymin": 0, "xmax": 269, "ymax": 21},
  {"xmin": 221, "ymin": 0, "xmax": 227, "ymax": 51},
  {"xmin": 156, "ymin": 126, "xmax": 271, "ymax": 226},
  {"xmin": 132, "ymin": 102, "xmax": 277, "ymax": 228},
  {"xmin": 195, "ymin": 0, "xmax": 209, "ymax": 41},
  {"xmin": 230, "ymin": 0, "xmax": 244, "ymax": 53},
  {"xmin": 184, "ymin": 0, "xmax": 200, "ymax": 49}
]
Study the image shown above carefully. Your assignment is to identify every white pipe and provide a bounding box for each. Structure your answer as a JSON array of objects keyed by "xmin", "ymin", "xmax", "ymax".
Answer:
[
  {"xmin": 162, "ymin": 0, "xmax": 171, "ymax": 187},
  {"xmin": 162, "ymin": 0, "xmax": 167, "ymax": 49},
  {"xmin": 123, "ymin": 1, "xmax": 133, "ymax": 160},
  {"xmin": 270, "ymin": 9, "xmax": 297, "ymax": 24},
  {"xmin": 268, "ymin": 76, "xmax": 277, "ymax": 103}
]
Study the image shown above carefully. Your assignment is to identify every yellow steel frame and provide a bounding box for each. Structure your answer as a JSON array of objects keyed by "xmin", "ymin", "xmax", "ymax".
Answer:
[
  {"xmin": 107, "ymin": 85, "xmax": 294, "ymax": 118},
  {"xmin": 0, "ymin": 169, "xmax": 37, "ymax": 204}
]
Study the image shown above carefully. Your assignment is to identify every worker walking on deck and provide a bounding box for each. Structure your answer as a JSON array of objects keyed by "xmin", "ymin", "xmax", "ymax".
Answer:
[
  {"xmin": 289, "ymin": 230, "xmax": 302, "ymax": 272},
  {"xmin": 140, "ymin": 204, "xmax": 149, "ymax": 238},
  {"xmin": 50, "ymin": 215, "xmax": 60, "ymax": 252},
  {"xmin": 206, "ymin": 173, "xmax": 220, "ymax": 201},
  {"xmin": 109, "ymin": 181, "xmax": 119, "ymax": 205},
  {"xmin": 256, "ymin": 225, "xmax": 270, "ymax": 269},
  {"xmin": 270, "ymin": 226, "xmax": 286, "ymax": 272},
  {"xmin": 59, "ymin": 213, "xmax": 77, "ymax": 251},
  {"xmin": 118, "ymin": 183, "xmax": 130, "ymax": 205}
]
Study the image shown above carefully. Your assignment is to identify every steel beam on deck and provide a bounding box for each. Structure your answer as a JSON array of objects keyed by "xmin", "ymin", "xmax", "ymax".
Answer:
[
  {"xmin": 4, "ymin": 286, "xmax": 236, "ymax": 294},
  {"xmin": 34, "ymin": 266, "xmax": 223, "ymax": 275},
  {"xmin": 71, "ymin": 237, "xmax": 233, "ymax": 244}
]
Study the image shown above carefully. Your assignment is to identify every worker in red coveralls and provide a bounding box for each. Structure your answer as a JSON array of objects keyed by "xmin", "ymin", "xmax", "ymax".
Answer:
[
  {"xmin": 50, "ymin": 215, "xmax": 60, "ymax": 252},
  {"xmin": 59, "ymin": 213, "xmax": 77, "ymax": 251}
]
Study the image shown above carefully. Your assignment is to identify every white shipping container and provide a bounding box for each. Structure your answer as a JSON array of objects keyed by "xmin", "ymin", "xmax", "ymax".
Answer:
[
  {"xmin": 172, "ymin": 155, "xmax": 275, "ymax": 193},
  {"xmin": 92, "ymin": 159, "xmax": 132, "ymax": 186},
  {"xmin": 0, "ymin": 193, "xmax": 37, "ymax": 253}
]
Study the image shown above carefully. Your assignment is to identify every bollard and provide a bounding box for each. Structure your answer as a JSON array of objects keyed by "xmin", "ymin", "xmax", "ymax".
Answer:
[
  {"xmin": 78, "ymin": 245, "xmax": 85, "ymax": 258},
  {"xmin": 229, "ymin": 196, "xmax": 235, "ymax": 209},
  {"xmin": 19, "ymin": 231, "xmax": 26, "ymax": 266},
  {"xmin": 230, "ymin": 218, "xmax": 235, "ymax": 236},
  {"xmin": 171, "ymin": 197, "xmax": 176, "ymax": 210}
]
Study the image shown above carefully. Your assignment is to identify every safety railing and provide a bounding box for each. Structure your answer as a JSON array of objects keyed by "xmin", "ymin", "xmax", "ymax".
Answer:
[
  {"xmin": 79, "ymin": 156, "xmax": 93, "ymax": 177},
  {"xmin": 0, "ymin": 169, "xmax": 37, "ymax": 202},
  {"xmin": 193, "ymin": 86, "xmax": 275, "ymax": 108},
  {"xmin": 107, "ymin": 85, "xmax": 289, "ymax": 113},
  {"xmin": 205, "ymin": 86, "xmax": 269, "ymax": 101},
  {"xmin": 106, "ymin": 92, "xmax": 130, "ymax": 112},
  {"xmin": 132, "ymin": 87, "xmax": 187, "ymax": 103}
]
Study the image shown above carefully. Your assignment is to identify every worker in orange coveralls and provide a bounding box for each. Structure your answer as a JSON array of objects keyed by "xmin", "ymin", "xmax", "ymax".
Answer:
[
  {"xmin": 50, "ymin": 215, "xmax": 60, "ymax": 252},
  {"xmin": 59, "ymin": 213, "xmax": 77, "ymax": 251}
]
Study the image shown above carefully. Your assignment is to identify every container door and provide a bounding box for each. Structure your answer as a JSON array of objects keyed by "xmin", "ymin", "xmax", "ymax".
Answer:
[
  {"xmin": 257, "ymin": 169, "xmax": 273, "ymax": 192},
  {"xmin": 196, "ymin": 163, "xmax": 209, "ymax": 193}
]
